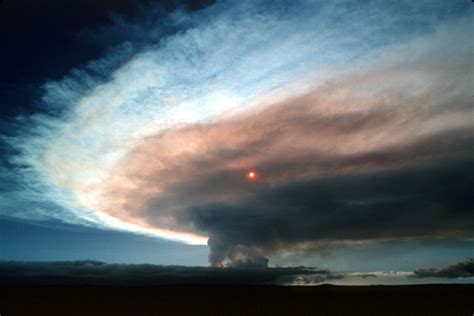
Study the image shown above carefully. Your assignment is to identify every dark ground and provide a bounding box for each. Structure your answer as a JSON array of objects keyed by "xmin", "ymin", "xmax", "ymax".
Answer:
[{"xmin": 1, "ymin": 284, "xmax": 473, "ymax": 316}]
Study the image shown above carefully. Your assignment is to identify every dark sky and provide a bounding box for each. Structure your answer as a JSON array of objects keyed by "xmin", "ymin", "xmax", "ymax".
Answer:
[
  {"xmin": 0, "ymin": 0, "xmax": 214, "ymax": 118},
  {"xmin": 0, "ymin": 0, "xmax": 214, "ymax": 265}
]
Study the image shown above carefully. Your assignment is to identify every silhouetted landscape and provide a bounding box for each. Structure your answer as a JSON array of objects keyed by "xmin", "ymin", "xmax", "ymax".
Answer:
[
  {"xmin": 2, "ymin": 260, "xmax": 474, "ymax": 315},
  {"xmin": 2, "ymin": 284, "xmax": 473, "ymax": 315}
]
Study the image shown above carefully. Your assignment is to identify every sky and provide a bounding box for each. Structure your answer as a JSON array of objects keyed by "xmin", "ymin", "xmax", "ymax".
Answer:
[{"xmin": 0, "ymin": 0, "xmax": 473, "ymax": 285}]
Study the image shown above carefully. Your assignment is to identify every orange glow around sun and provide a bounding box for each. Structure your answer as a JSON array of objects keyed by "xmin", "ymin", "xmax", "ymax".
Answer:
[{"xmin": 247, "ymin": 171, "xmax": 256, "ymax": 180}]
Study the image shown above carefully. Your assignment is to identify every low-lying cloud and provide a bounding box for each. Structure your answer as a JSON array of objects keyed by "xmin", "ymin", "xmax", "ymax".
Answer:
[
  {"xmin": 0, "ymin": 260, "xmax": 328, "ymax": 285},
  {"xmin": 413, "ymin": 259, "xmax": 474, "ymax": 279},
  {"xmin": 2, "ymin": 259, "xmax": 473, "ymax": 286}
]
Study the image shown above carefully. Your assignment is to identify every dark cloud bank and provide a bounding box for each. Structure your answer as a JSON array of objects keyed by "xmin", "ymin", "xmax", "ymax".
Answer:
[
  {"xmin": 2, "ymin": 259, "xmax": 473, "ymax": 285},
  {"xmin": 413, "ymin": 258, "xmax": 474, "ymax": 279},
  {"xmin": 191, "ymin": 155, "xmax": 473, "ymax": 267},
  {"xmin": 0, "ymin": 260, "xmax": 330, "ymax": 285}
]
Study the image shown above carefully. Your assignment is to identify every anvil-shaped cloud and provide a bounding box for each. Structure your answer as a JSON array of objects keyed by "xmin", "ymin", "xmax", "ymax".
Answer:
[
  {"xmin": 5, "ymin": 1, "xmax": 473, "ymax": 266},
  {"xmin": 96, "ymin": 20, "xmax": 473, "ymax": 265}
]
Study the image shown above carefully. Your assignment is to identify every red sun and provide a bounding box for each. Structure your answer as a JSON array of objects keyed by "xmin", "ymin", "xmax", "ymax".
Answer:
[{"xmin": 247, "ymin": 171, "xmax": 257, "ymax": 180}]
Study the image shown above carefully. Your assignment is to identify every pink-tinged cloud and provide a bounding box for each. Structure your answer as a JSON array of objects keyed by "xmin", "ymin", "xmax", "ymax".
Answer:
[{"xmin": 89, "ymin": 19, "xmax": 473, "ymax": 265}]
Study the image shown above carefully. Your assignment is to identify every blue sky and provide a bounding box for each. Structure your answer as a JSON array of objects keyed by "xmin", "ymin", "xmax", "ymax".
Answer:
[{"xmin": 1, "ymin": 217, "xmax": 208, "ymax": 265}]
